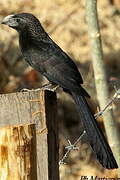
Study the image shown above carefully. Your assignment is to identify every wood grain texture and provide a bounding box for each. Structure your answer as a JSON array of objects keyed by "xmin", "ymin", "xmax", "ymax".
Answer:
[
  {"xmin": 0, "ymin": 90, "xmax": 59, "ymax": 180},
  {"xmin": 0, "ymin": 124, "xmax": 37, "ymax": 180}
]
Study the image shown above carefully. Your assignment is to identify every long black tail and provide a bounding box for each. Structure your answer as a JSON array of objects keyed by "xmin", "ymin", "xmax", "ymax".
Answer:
[{"xmin": 72, "ymin": 92, "xmax": 118, "ymax": 169}]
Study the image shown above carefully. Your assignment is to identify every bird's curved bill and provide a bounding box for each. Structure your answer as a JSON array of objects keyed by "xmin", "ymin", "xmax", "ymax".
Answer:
[{"xmin": 1, "ymin": 14, "xmax": 18, "ymax": 27}]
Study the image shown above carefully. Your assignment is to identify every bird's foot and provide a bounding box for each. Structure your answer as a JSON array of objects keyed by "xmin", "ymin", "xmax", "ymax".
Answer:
[
  {"xmin": 21, "ymin": 88, "xmax": 41, "ymax": 92},
  {"xmin": 20, "ymin": 83, "xmax": 60, "ymax": 92},
  {"xmin": 40, "ymin": 83, "xmax": 60, "ymax": 92}
]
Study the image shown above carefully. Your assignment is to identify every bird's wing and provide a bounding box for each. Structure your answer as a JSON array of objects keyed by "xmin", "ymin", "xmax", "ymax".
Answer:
[
  {"xmin": 40, "ymin": 45, "xmax": 84, "ymax": 93},
  {"xmin": 24, "ymin": 39, "xmax": 84, "ymax": 94}
]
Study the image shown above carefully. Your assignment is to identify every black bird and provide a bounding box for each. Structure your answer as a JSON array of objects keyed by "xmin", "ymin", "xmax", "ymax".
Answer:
[{"xmin": 1, "ymin": 13, "xmax": 118, "ymax": 169}]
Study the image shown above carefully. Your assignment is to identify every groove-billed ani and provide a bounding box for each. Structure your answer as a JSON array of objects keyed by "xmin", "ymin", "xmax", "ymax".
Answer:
[{"xmin": 1, "ymin": 13, "xmax": 118, "ymax": 169}]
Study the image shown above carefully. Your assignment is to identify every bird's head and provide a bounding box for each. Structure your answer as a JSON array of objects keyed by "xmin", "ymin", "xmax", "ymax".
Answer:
[{"xmin": 1, "ymin": 13, "xmax": 43, "ymax": 34}]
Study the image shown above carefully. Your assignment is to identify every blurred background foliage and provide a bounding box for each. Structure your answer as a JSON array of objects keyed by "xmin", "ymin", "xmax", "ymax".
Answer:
[{"xmin": 0, "ymin": 0, "xmax": 120, "ymax": 179}]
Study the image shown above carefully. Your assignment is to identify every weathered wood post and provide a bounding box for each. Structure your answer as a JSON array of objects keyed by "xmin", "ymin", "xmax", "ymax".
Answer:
[
  {"xmin": 0, "ymin": 124, "xmax": 37, "ymax": 179},
  {"xmin": 0, "ymin": 90, "xmax": 59, "ymax": 180}
]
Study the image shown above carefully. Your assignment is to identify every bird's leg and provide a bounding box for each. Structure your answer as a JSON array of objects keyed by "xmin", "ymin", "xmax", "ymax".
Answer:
[
  {"xmin": 40, "ymin": 83, "xmax": 60, "ymax": 92},
  {"xmin": 40, "ymin": 82, "xmax": 53, "ymax": 90}
]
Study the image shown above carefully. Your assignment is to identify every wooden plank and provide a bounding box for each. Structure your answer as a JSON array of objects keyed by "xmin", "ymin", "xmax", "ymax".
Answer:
[
  {"xmin": 0, "ymin": 124, "xmax": 37, "ymax": 180},
  {"xmin": 0, "ymin": 90, "xmax": 59, "ymax": 180}
]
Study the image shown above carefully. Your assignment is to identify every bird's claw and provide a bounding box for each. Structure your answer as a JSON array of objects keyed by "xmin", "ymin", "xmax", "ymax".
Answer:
[
  {"xmin": 40, "ymin": 83, "xmax": 60, "ymax": 92},
  {"xmin": 20, "ymin": 88, "xmax": 41, "ymax": 92},
  {"xmin": 20, "ymin": 84, "xmax": 60, "ymax": 93}
]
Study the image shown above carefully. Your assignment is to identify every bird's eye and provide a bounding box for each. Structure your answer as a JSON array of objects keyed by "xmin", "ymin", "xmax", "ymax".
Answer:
[{"xmin": 16, "ymin": 18, "xmax": 20, "ymax": 23}]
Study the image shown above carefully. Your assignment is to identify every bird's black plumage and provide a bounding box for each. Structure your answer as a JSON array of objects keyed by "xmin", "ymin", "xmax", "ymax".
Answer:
[{"xmin": 1, "ymin": 13, "xmax": 118, "ymax": 169}]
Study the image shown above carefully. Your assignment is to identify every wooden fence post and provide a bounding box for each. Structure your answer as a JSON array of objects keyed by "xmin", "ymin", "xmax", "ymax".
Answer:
[
  {"xmin": 0, "ymin": 124, "xmax": 37, "ymax": 180},
  {"xmin": 0, "ymin": 90, "xmax": 59, "ymax": 180}
]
